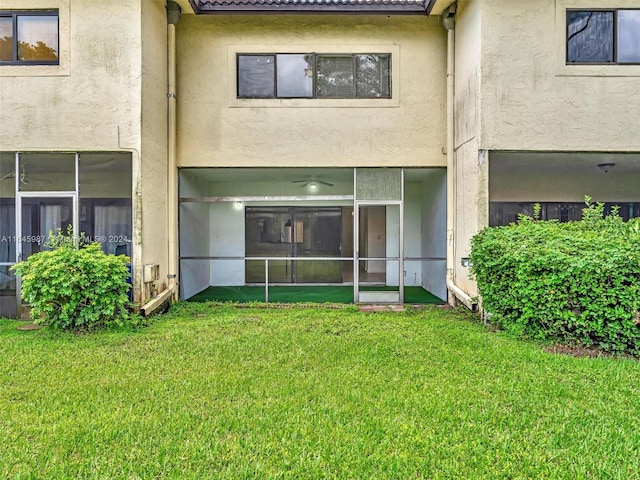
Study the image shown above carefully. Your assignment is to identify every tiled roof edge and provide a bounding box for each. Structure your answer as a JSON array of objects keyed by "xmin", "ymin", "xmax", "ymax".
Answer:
[{"xmin": 191, "ymin": 0, "xmax": 432, "ymax": 15}]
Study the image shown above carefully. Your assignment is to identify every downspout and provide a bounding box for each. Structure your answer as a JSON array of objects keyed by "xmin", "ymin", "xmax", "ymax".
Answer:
[
  {"xmin": 442, "ymin": 3, "xmax": 478, "ymax": 313},
  {"xmin": 141, "ymin": 1, "xmax": 182, "ymax": 316}
]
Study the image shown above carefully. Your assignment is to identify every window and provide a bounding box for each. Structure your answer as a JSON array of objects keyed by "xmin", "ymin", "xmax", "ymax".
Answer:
[
  {"xmin": 237, "ymin": 53, "xmax": 391, "ymax": 99},
  {"xmin": 0, "ymin": 10, "xmax": 59, "ymax": 65},
  {"xmin": 567, "ymin": 9, "xmax": 640, "ymax": 64}
]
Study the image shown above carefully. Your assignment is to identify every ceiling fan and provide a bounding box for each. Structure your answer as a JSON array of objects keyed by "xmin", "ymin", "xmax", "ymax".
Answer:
[{"xmin": 291, "ymin": 177, "xmax": 334, "ymax": 188}]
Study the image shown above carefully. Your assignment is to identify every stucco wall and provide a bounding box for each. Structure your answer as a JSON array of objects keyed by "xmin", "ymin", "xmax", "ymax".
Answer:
[
  {"xmin": 175, "ymin": 14, "xmax": 447, "ymax": 168},
  {"xmin": 139, "ymin": 0, "xmax": 170, "ymax": 301},
  {"xmin": 0, "ymin": 0, "xmax": 142, "ymax": 151},
  {"xmin": 479, "ymin": 0, "xmax": 640, "ymax": 151},
  {"xmin": 453, "ymin": 0, "xmax": 485, "ymax": 297},
  {"xmin": 0, "ymin": 0, "xmax": 171, "ymax": 305}
]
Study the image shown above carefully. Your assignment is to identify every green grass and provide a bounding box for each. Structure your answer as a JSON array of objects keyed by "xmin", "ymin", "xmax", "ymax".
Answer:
[
  {"xmin": 188, "ymin": 285, "xmax": 443, "ymax": 304},
  {"xmin": 1, "ymin": 303, "xmax": 639, "ymax": 479}
]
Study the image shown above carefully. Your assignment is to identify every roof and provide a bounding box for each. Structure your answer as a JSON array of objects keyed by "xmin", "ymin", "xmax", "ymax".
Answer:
[{"xmin": 186, "ymin": 0, "xmax": 436, "ymax": 15}]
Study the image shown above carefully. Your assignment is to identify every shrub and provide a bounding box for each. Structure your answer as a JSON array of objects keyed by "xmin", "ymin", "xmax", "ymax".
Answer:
[
  {"xmin": 12, "ymin": 229, "xmax": 131, "ymax": 330},
  {"xmin": 470, "ymin": 200, "xmax": 640, "ymax": 355}
]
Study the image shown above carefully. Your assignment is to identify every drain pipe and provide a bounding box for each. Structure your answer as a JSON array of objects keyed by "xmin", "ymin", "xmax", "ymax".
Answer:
[
  {"xmin": 141, "ymin": 0, "xmax": 182, "ymax": 316},
  {"xmin": 442, "ymin": 3, "xmax": 478, "ymax": 313}
]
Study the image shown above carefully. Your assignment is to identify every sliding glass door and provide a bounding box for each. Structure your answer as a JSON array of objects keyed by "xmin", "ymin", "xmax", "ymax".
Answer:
[{"xmin": 245, "ymin": 206, "xmax": 342, "ymax": 284}]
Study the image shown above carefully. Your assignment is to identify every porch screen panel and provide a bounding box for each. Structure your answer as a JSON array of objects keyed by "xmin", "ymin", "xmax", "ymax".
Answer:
[
  {"xmin": 245, "ymin": 207, "xmax": 343, "ymax": 284},
  {"xmin": 295, "ymin": 208, "xmax": 342, "ymax": 283},
  {"xmin": 0, "ymin": 153, "xmax": 16, "ymax": 318},
  {"xmin": 0, "ymin": 153, "xmax": 15, "ymax": 263},
  {"xmin": 356, "ymin": 168, "xmax": 401, "ymax": 201},
  {"xmin": 79, "ymin": 153, "xmax": 132, "ymax": 257},
  {"xmin": 19, "ymin": 152, "xmax": 75, "ymax": 192},
  {"xmin": 245, "ymin": 208, "xmax": 293, "ymax": 283}
]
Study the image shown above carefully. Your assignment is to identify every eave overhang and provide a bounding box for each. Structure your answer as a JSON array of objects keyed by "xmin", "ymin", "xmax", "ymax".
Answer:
[{"xmin": 186, "ymin": 0, "xmax": 437, "ymax": 15}]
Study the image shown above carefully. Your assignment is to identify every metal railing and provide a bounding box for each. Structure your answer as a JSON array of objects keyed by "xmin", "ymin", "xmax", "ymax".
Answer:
[{"xmin": 180, "ymin": 255, "xmax": 446, "ymax": 303}]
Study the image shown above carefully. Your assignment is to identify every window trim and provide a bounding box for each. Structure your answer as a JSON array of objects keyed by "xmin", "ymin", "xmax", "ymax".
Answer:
[
  {"xmin": 566, "ymin": 8, "xmax": 640, "ymax": 66},
  {"xmin": 236, "ymin": 52, "xmax": 393, "ymax": 100}
]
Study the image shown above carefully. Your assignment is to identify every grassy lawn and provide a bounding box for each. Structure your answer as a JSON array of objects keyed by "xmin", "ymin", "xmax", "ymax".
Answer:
[{"xmin": 1, "ymin": 303, "xmax": 639, "ymax": 479}]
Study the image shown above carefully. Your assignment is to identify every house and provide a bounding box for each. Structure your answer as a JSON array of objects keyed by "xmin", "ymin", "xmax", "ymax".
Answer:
[{"xmin": 0, "ymin": 0, "xmax": 638, "ymax": 318}]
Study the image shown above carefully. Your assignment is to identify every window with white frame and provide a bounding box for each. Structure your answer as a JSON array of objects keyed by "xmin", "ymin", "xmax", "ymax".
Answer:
[
  {"xmin": 0, "ymin": 10, "xmax": 59, "ymax": 65},
  {"xmin": 237, "ymin": 53, "xmax": 391, "ymax": 99},
  {"xmin": 567, "ymin": 9, "xmax": 640, "ymax": 64}
]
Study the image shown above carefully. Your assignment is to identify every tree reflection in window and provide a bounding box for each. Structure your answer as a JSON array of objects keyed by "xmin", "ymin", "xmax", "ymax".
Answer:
[
  {"xmin": 0, "ymin": 12, "xmax": 58, "ymax": 64},
  {"xmin": 567, "ymin": 11, "xmax": 614, "ymax": 63},
  {"xmin": 356, "ymin": 54, "xmax": 391, "ymax": 98},
  {"xmin": 567, "ymin": 9, "xmax": 640, "ymax": 64}
]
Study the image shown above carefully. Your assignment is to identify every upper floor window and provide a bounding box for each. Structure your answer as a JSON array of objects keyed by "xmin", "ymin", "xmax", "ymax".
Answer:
[
  {"xmin": 237, "ymin": 53, "xmax": 391, "ymax": 99},
  {"xmin": 567, "ymin": 9, "xmax": 640, "ymax": 64},
  {"xmin": 0, "ymin": 10, "xmax": 59, "ymax": 65}
]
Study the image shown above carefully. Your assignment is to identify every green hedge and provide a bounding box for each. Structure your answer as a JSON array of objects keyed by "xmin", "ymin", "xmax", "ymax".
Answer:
[
  {"xmin": 470, "ymin": 202, "xmax": 640, "ymax": 355},
  {"xmin": 12, "ymin": 230, "xmax": 132, "ymax": 330}
]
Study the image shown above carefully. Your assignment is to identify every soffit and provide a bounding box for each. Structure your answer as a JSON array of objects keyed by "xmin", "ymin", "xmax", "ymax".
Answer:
[{"xmin": 175, "ymin": 0, "xmax": 451, "ymax": 15}]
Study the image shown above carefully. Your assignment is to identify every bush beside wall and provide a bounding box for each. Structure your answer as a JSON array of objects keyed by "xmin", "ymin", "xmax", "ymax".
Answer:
[
  {"xmin": 470, "ymin": 202, "xmax": 640, "ymax": 355},
  {"xmin": 12, "ymin": 231, "xmax": 131, "ymax": 330}
]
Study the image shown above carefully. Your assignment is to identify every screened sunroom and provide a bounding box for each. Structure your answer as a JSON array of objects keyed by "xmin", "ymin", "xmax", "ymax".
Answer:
[
  {"xmin": 179, "ymin": 167, "xmax": 447, "ymax": 304},
  {"xmin": 0, "ymin": 152, "xmax": 133, "ymax": 318}
]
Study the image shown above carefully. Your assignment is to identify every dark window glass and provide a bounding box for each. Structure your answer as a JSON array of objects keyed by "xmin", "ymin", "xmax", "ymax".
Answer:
[
  {"xmin": 276, "ymin": 54, "xmax": 313, "ymax": 98},
  {"xmin": 356, "ymin": 54, "xmax": 391, "ymax": 98},
  {"xmin": 618, "ymin": 10, "xmax": 640, "ymax": 63},
  {"xmin": 567, "ymin": 11, "xmax": 614, "ymax": 63},
  {"xmin": 0, "ymin": 17, "xmax": 13, "ymax": 61},
  {"xmin": 237, "ymin": 55, "xmax": 275, "ymax": 98},
  {"xmin": 238, "ymin": 53, "xmax": 392, "ymax": 99},
  {"xmin": 245, "ymin": 207, "xmax": 342, "ymax": 283},
  {"xmin": 316, "ymin": 55, "xmax": 354, "ymax": 98}
]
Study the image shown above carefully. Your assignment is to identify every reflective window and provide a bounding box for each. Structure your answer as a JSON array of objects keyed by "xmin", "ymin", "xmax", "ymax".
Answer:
[
  {"xmin": 567, "ymin": 10, "xmax": 640, "ymax": 64},
  {"xmin": 0, "ymin": 11, "xmax": 58, "ymax": 65},
  {"xmin": 245, "ymin": 207, "xmax": 342, "ymax": 283},
  {"xmin": 237, "ymin": 53, "xmax": 391, "ymax": 99},
  {"xmin": 618, "ymin": 10, "xmax": 640, "ymax": 64},
  {"xmin": 276, "ymin": 54, "xmax": 313, "ymax": 98},
  {"xmin": 0, "ymin": 17, "xmax": 13, "ymax": 61},
  {"xmin": 356, "ymin": 54, "xmax": 391, "ymax": 98},
  {"xmin": 316, "ymin": 55, "xmax": 354, "ymax": 98}
]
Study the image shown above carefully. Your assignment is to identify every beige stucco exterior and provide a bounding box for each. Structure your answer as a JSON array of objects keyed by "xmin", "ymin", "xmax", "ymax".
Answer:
[
  {"xmin": 479, "ymin": 0, "xmax": 640, "ymax": 151},
  {"xmin": 452, "ymin": 0, "xmax": 486, "ymax": 297},
  {"xmin": 175, "ymin": 14, "xmax": 448, "ymax": 168},
  {"xmin": 1, "ymin": 0, "xmax": 639, "ymax": 313},
  {"xmin": 0, "ymin": 0, "xmax": 170, "ymax": 305}
]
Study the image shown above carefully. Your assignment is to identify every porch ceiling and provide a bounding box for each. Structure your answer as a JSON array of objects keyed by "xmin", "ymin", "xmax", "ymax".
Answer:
[
  {"xmin": 490, "ymin": 152, "xmax": 640, "ymax": 177},
  {"xmin": 179, "ymin": 167, "xmax": 353, "ymax": 185},
  {"xmin": 180, "ymin": 167, "xmax": 443, "ymax": 185}
]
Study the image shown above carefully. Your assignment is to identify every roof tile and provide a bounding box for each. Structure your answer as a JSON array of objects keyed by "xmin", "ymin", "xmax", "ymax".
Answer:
[{"xmin": 192, "ymin": 0, "xmax": 431, "ymax": 14}]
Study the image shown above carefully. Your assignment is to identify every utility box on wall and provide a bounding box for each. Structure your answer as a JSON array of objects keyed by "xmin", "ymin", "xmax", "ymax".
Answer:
[{"xmin": 143, "ymin": 264, "xmax": 159, "ymax": 283}]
